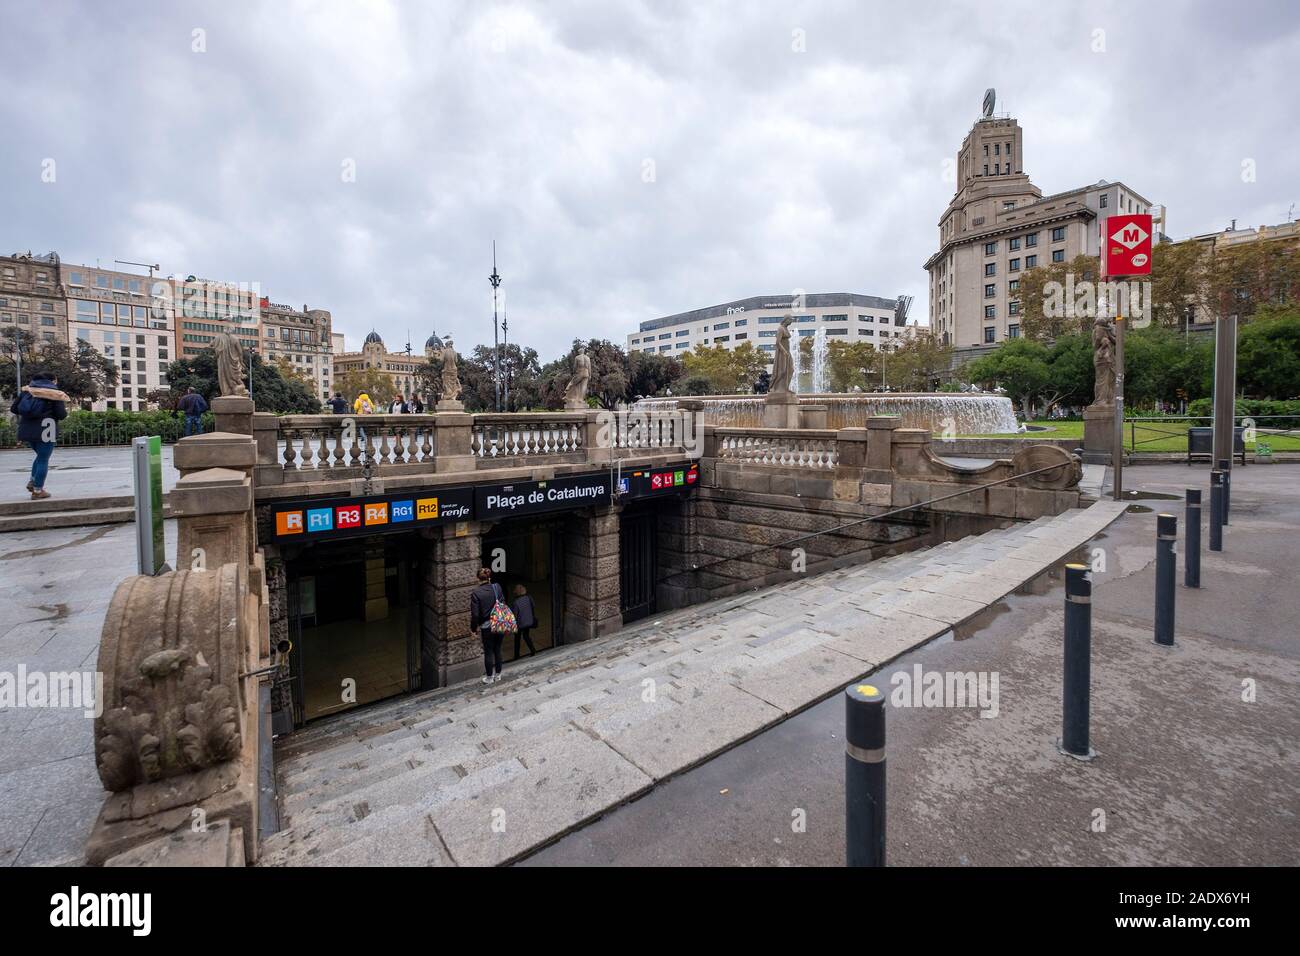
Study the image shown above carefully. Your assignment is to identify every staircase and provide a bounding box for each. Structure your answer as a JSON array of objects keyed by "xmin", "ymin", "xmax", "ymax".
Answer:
[
  {"xmin": 0, "ymin": 494, "xmax": 171, "ymax": 533},
  {"xmin": 260, "ymin": 499, "xmax": 1127, "ymax": 867}
]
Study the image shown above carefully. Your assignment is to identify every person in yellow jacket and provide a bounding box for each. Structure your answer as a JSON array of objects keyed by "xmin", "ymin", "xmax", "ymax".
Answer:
[{"xmin": 353, "ymin": 392, "xmax": 375, "ymax": 415}]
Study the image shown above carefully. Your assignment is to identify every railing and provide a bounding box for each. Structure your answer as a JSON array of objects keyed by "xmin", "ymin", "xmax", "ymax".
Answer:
[
  {"xmin": 612, "ymin": 409, "xmax": 699, "ymax": 450},
  {"xmin": 470, "ymin": 413, "xmax": 586, "ymax": 460},
  {"xmin": 715, "ymin": 427, "xmax": 839, "ymax": 470},
  {"xmin": 1125, "ymin": 415, "xmax": 1300, "ymax": 455},
  {"xmin": 277, "ymin": 414, "xmax": 439, "ymax": 472}
]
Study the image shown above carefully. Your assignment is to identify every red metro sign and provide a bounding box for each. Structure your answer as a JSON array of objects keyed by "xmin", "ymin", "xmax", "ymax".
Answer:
[{"xmin": 1101, "ymin": 213, "xmax": 1153, "ymax": 277}]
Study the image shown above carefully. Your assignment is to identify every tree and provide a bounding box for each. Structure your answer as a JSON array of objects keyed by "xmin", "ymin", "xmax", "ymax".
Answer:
[
  {"xmin": 1236, "ymin": 311, "xmax": 1300, "ymax": 399},
  {"xmin": 964, "ymin": 338, "xmax": 1052, "ymax": 419},
  {"xmin": 272, "ymin": 354, "xmax": 316, "ymax": 390},
  {"xmin": 1149, "ymin": 239, "xmax": 1208, "ymax": 329},
  {"xmin": 628, "ymin": 350, "xmax": 682, "ymax": 399},
  {"xmin": 1204, "ymin": 239, "xmax": 1300, "ymax": 322},
  {"xmin": 1017, "ymin": 254, "xmax": 1100, "ymax": 340},
  {"xmin": 539, "ymin": 339, "xmax": 629, "ymax": 409},
  {"xmin": 334, "ymin": 366, "xmax": 397, "ymax": 408},
  {"xmin": 825, "ymin": 341, "xmax": 878, "ymax": 393},
  {"xmin": 0, "ymin": 328, "xmax": 119, "ymax": 403},
  {"xmin": 167, "ymin": 349, "xmax": 323, "ymax": 413},
  {"xmin": 884, "ymin": 331, "xmax": 953, "ymax": 392},
  {"xmin": 680, "ymin": 342, "xmax": 767, "ymax": 394}
]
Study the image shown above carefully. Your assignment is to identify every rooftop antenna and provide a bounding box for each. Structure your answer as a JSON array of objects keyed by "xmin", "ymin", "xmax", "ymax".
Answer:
[{"xmin": 489, "ymin": 241, "xmax": 502, "ymax": 412}]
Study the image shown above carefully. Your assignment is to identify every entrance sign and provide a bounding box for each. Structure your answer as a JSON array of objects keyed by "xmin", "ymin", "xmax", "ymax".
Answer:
[
  {"xmin": 132, "ymin": 435, "xmax": 166, "ymax": 574},
  {"xmin": 1101, "ymin": 213, "xmax": 1153, "ymax": 277},
  {"xmin": 270, "ymin": 462, "xmax": 699, "ymax": 542},
  {"xmin": 476, "ymin": 472, "xmax": 612, "ymax": 521}
]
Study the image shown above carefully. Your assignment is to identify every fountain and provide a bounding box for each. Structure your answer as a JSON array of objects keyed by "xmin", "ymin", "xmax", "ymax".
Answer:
[
  {"xmin": 790, "ymin": 336, "xmax": 803, "ymax": 394},
  {"xmin": 811, "ymin": 327, "xmax": 828, "ymax": 394},
  {"xmin": 638, "ymin": 391, "xmax": 1020, "ymax": 435}
]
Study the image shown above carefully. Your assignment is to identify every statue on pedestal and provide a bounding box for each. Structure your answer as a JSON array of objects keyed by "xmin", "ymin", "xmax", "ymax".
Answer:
[
  {"xmin": 769, "ymin": 315, "xmax": 795, "ymax": 396},
  {"xmin": 565, "ymin": 347, "xmax": 591, "ymax": 408},
  {"xmin": 1092, "ymin": 316, "xmax": 1116, "ymax": 406},
  {"xmin": 214, "ymin": 331, "xmax": 248, "ymax": 398},
  {"xmin": 439, "ymin": 337, "xmax": 461, "ymax": 404}
]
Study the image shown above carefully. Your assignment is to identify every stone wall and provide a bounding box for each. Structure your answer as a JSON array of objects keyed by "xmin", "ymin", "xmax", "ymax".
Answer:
[{"xmin": 562, "ymin": 508, "xmax": 621, "ymax": 642}]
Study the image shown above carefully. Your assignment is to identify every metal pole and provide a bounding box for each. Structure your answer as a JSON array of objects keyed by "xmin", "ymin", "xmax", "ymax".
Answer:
[
  {"xmin": 1112, "ymin": 312, "xmax": 1125, "ymax": 501},
  {"xmin": 845, "ymin": 682, "xmax": 886, "ymax": 866},
  {"xmin": 1217, "ymin": 457, "xmax": 1231, "ymax": 525},
  {"xmin": 1209, "ymin": 470, "xmax": 1224, "ymax": 552},
  {"xmin": 1059, "ymin": 564, "xmax": 1094, "ymax": 759},
  {"xmin": 1184, "ymin": 489, "xmax": 1201, "ymax": 589},
  {"xmin": 489, "ymin": 241, "xmax": 502, "ymax": 413},
  {"xmin": 1154, "ymin": 513, "xmax": 1177, "ymax": 646},
  {"xmin": 1212, "ymin": 314, "xmax": 1237, "ymax": 469}
]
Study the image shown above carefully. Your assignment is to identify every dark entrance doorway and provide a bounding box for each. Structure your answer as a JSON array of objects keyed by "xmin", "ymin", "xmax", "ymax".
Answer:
[
  {"xmin": 284, "ymin": 534, "xmax": 422, "ymax": 724},
  {"xmin": 480, "ymin": 517, "xmax": 565, "ymax": 663},
  {"xmin": 619, "ymin": 505, "xmax": 658, "ymax": 623}
]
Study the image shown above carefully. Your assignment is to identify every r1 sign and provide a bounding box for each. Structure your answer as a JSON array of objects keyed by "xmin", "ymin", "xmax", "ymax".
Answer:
[{"xmin": 1101, "ymin": 213, "xmax": 1153, "ymax": 277}]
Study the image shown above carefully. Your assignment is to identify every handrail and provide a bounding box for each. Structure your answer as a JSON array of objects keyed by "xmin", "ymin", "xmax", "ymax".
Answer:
[{"xmin": 659, "ymin": 460, "xmax": 1079, "ymax": 586}]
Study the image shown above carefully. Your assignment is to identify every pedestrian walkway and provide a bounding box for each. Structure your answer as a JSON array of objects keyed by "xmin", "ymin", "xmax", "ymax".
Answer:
[
  {"xmin": 262, "ymin": 498, "xmax": 1127, "ymax": 867},
  {"xmin": 0, "ymin": 445, "xmax": 178, "ymax": 505}
]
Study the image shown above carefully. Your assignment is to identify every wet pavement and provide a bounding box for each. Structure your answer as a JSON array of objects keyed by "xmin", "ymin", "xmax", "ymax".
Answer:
[
  {"xmin": 524, "ymin": 462, "xmax": 1300, "ymax": 866},
  {"xmin": 0, "ymin": 444, "xmax": 179, "ymax": 504}
]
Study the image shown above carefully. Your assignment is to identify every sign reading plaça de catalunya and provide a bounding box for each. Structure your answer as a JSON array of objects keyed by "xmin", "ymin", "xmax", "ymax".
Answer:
[{"xmin": 476, "ymin": 472, "xmax": 611, "ymax": 520}]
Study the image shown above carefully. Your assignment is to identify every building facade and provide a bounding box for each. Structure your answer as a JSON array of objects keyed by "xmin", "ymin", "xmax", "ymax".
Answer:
[
  {"xmin": 628, "ymin": 292, "xmax": 912, "ymax": 362},
  {"xmin": 925, "ymin": 103, "xmax": 1158, "ymax": 348},
  {"xmin": 260, "ymin": 301, "xmax": 334, "ymax": 402},
  {"xmin": 331, "ymin": 330, "xmax": 434, "ymax": 401},
  {"xmin": 1, "ymin": 252, "xmax": 69, "ymax": 346}
]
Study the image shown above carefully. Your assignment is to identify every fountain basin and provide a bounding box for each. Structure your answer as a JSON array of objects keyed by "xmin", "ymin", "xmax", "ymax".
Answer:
[{"xmin": 637, "ymin": 393, "xmax": 1020, "ymax": 435}]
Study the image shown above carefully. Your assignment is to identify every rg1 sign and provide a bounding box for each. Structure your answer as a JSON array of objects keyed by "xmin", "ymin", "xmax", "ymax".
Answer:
[{"xmin": 1101, "ymin": 213, "xmax": 1153, "ymax": 277}]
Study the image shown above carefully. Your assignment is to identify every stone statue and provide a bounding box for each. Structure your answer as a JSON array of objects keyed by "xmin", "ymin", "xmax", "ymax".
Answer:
[
  {"xmin": 214, "ymin": 331, "xmax": 248, "ymax": 397},
  {"xmin": 769, "ymin": 315, "xmax": 795, "ymax": 396},
  {"xmin": 439, "ymin": 337, "xmax": 461, "ymax": 403},
  {"xmin": 1091, "ymin": 316, "xmax": 1116, "ymax": 406},
  {"xmin": 564, "ymin": 347, "xmax": 591, "ymax": 408}
]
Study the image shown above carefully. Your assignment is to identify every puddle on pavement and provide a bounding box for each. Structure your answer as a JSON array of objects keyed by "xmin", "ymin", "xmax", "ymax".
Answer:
[
  {"xmin": 1122, "ymin": 490, "xmax": 1180, "ymax": 501},
  {"xmin": 930, "ymin": 545, "xmax": 1091, "ymax": 646}
]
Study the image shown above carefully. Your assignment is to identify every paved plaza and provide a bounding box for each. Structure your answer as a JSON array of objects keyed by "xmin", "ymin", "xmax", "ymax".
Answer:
[{"xmin": 0, "ymin": 444, "xmax": 179, "ymax": 505}]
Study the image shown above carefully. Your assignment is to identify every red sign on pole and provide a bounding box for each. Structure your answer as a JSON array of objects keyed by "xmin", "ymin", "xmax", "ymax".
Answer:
[{"xmin": 1101, "ymin": 213, "xmax": 1153, "ymax": 277}]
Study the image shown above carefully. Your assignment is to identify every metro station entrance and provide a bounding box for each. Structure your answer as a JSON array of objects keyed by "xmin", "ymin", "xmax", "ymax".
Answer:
[
  {"xmin": 284, "ymin": 535, "xmax": 422, "ymax": 724},
  {"xmin": 619, "ymin": 504, "xmax": 658, "ymax": 623},
  {"xmin": 480, "ymin": 517, "xmax": 565, "ymax": 662}
]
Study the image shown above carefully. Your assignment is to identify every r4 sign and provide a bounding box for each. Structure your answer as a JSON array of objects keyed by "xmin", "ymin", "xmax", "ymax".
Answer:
[{"xmin": 1101, "ymin": 213, "xmax": 1153, "ymax": 277}]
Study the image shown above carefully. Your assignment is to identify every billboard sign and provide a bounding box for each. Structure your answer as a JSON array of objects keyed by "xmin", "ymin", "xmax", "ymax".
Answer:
[{"xmin": 1101, "ymin": 213, "xmax": 1153, "ymax": 277}]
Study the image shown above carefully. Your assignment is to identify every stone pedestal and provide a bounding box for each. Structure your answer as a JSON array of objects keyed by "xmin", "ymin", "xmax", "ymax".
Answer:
[
  {"xmin": 798, "ymin": 404, "xmax": 828, "ymax": 429},
  {"xmin": 432, "ymin": 410, "xmax": 476, "ymax": 473},
  {"xmin": 211, "ymin": 395, "xmax": 255, "ymax": 436},
  {"xmin": 436, "ymin": 398, "xmax": 464, "ymax": 412},
  {"xmin": 1082, "ymin": 403, "xmax": 1115, "ymax": 464},
  {"xmin": 565, "ymin": 398, "xmax": 588, "ymax": 411},
  {"xmin": 762, "ymin": 392, "xmax": 800, "ymax": 428}
]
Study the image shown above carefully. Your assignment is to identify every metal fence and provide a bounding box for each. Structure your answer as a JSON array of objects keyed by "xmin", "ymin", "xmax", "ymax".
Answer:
[
  {"xmin": 1, "ymin": 415, "xmax": 213, "ymax": 448},
  {"xmin": 1126, "ymin": 415, "xmax": 1300, "ymax": 455}
]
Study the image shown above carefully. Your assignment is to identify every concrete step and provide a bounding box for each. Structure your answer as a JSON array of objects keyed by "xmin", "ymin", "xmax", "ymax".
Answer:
[
  {"xmin": 0, "ymin": 503, "xmax": 173, "ymax": 533},
  {"xmin": 0, "ymin": 493, "xmax": 137, "ymax": 516}
]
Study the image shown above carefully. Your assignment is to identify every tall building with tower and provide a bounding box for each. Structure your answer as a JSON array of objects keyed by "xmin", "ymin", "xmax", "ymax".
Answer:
[{"xmin": 925, "ymin": 90, "xmax": 1161, "ymax": 351}]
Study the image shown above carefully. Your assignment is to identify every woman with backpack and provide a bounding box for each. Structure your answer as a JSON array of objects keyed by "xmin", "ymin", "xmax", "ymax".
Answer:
[
  {"xmin": 10, "ymin": 369, "xmax": 69, "ymax": 500},
  {"xmin": 468, "ymin": 568, "xmax": 515, "ymax": 684}
]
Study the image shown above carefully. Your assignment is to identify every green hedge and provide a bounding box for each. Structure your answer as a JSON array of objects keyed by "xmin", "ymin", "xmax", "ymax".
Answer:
[
  {"xmin": 1186, "ymin": 398, "xmax": 1300, "ymax": 428},
  {"xmin": 2, "ymin": 409, "xmax": 214, "ymax": 447}
]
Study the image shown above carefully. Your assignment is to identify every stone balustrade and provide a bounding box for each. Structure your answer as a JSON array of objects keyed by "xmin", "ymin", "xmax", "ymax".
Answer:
[
  {"xmin": 470, "ymin": 413, "xmax": 586, "ymax": 461},
  {"xmin": 277, "ymin": 414, "xmax": 440, "ymax": 473},
  {"xmin": 714, "ymin": 427, "xmax": 839, "ymax": 470}
]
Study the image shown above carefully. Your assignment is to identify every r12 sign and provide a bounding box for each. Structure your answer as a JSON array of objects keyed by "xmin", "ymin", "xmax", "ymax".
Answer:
[{"xmin": 1101, "ymin": 213, "xmax": 1153, "ymax": 277}]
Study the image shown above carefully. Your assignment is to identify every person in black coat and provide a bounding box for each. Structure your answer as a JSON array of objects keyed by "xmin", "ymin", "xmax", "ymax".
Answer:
[
  {"xmin": 177, "ymin": 387, "xmax": 208, "ymax": 437},
  {"xmin": 468, "ymin": 568, "xmax": 508, "ymax": 684},
  {"xmin": 9, "ymin": 370, "xmax": 69, "ymax": 500},
  {"xmin": 511, "ymin": 584, "xmax": 537, "ymax": 658},
  {"xmin": 326, "ymin": 392, "xmax": 348, "ymax": 414}
]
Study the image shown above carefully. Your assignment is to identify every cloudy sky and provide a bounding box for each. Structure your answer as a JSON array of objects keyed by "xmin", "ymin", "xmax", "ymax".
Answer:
[{"xmin": 2, "ymin": 1, "xmax": 1297, "ymax": 359}]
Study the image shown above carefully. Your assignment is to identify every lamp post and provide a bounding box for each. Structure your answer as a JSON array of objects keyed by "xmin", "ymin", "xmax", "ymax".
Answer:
[{"xmin": 489, "ymin": 241, "xmax": 502, "ymax": 412}]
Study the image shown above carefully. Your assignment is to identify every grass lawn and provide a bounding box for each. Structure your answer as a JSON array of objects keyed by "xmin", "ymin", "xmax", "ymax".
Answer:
[{"xmin": 957, "ymin": 420, "xmax": 1300, "ymax": 453}]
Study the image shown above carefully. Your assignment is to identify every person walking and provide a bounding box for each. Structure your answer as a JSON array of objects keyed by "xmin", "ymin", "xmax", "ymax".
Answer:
[
  {"xmin": 468, "ymin": 568, "xmax": 513, "ymax": 684},
  {"xmin": 389, "ymin": 395, "xmax": 408, "ymax": 414},
  {"xmin": 177, "ymin": 386, "xmax": 208, "ymax": 437},
  {"xmin": 326, "ymin": 391, "xmax": 348, "ymax": 414},
  {"xmin": 10, "ymin": 369, "xmax": 69, "ymax": 500},
  {"xmin": 511, "ymin": 584, "xmax": 538, "ymax": 659},
  {"xmin": 353, "ymin": 392, "xmax": 375, "ymax": 415}
]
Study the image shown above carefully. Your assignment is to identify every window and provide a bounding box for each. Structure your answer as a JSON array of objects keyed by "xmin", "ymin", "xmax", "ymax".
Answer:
[
  {"xmin": 1025, "ymin": 233, "xmax": 1038, "ymax": 247},
  {"xmin": 1052, "ymin": 249, "xmax": 1065, "ymax": 263},
  {"xmin": 994, "ymin": 163, "xmax": 1000, "ymax": 175},
  {"xmin": 1008, "ymin": 324, "xmax": 1020, "ymax": 338},
  {"xmin": 68, "ymin": 271, "xmax": 84, "ymax": 286},
  {"xmin": 984, "ymin": 305, "xmax": 996, "ymax": 319},
  {"xmin": 860, "ymin": 328, "xmax": 874, "ymax": 336},
  {"xmin": 1009, "ymin": 280, "xmax": 1020, "ymax": 292},
  {"xmin": 714, "ymin": 335, "xmax": 730, "ymax": 342},
  {"xmin": 713, "ymin": 322, "xmax": 729, "ymax": 330},
  {"xmin": 1099, "ymin": 193, "xmax": 1108, "ymax": 208},
  {"xmin": 129, "ymin": 279, "xmax": 142, "ymax": 294},
  {"xmin": 984, "ymin": 262, "xmax": 996, "ymax": 276},
  {"xmin": 984, "ymin": 327, "xmax": 996, "ymax": 343},
  {"xmin": 75, "ymin": 300, "xmax": 97, "ymax": 321},
  {"xmin": 1009, "ymin": 301, "xmax": 1021, "ymax": 315},
  {"xmin": 984, "ymin": 242, "xmax": 997, "ymax": 255},
  {"xmin": 675, "ymin": 329, "xmax": 689, "ymax": 337},
  {"xmin": 113, "ymin": 277, "xmax": 126, "ymax": 291},
  {"xmin": 984, "ymin": 284, "xmax": 996, "ymax": 298},
  {"xmin": 41, "ymin": 316, "xmax": 54, "ymax": 327},
  {"xmin": 1026, "ymin": 255, "xmax": 1037, "ymax": 268},
  {"xmin": 826, "ymin": 328, "xmax": 848, "ymax": 336},
  {"xmin": 1008, "ymin": 237, "xmax": 1021, "ymax": 251},
  {"xmin": 96, "ymin": 275, "xmax": 109, "ymax": 288},
  {"xmin": 983, "ymin": 164, "xmax": 988, "ymax": 176},
  {"xmin": 76, "ymin": 328, "xmax": 89, "ymax": 341},
  {"xmin": 994, "ymin": 143, "xmax": 1000, "ymax": 156},
  {"xmin": 734, "ymin": 318, "xmax": 747, "ymax": 327},
  {"xmin": 657, "ymin": 333, "xmax": 670, "ymax": 340},
  {"xmin": 1051, "ymin": 226, "xmax": 1066, "ymax": 242},
  {"xmin": 734, "ymin": 332, "xmax": 747, "ymax": 340},
  {"xmin": 1009, "ymin": 258, "xmax": 1020, "ymax": 272},
  {"xmin": 758, "ymin": 330, "xmax": 777, "ymax": 338},
  {"xmin": 266, "ymin": 327, "xmax": 276, "ymax": 339}
]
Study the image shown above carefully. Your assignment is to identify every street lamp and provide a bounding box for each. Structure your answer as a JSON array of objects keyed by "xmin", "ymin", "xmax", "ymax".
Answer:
[{"xmin": 489, "ymin": 241, "xmax": 502, "ymax": 412}]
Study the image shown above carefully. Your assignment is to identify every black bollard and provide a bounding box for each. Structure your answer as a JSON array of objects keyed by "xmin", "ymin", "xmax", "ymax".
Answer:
[
  {"xmin": 1059, "ymin": 564, "xmax": 1095, "ymax": 760},
  {"xmin": 1209, "ymin": 470, "xmax": 1224, "ymax": 552},
  {"xmin": 1185, "ymin": 489, "xmax": 1201, "ymax": 589},
  {"xmin": 845, "ymin": 682, "xmax": 886, "ymax": 866},
  {"xmin": 1217, "ymin": 458, "xmax": 1231, "ymax": 525},
  {"xmin": 1155, "ymin": 513, "xmax": 1177, "ymax": 646}
]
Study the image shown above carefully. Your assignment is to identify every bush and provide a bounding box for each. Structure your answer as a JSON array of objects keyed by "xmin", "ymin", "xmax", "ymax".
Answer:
[
  {"xmin": 3, "ymin": 408, "xmax": 214, "ymax": 447},
  {"xmin": 1186, "ymin": 398, "xmax": 1300, "ymax": 428}
]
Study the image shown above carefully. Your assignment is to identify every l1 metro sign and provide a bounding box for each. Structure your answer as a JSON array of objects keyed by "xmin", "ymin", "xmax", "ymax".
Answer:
[{"xmin": 1101, "ymin": 213, "xmax": 1153, "ymax": 277}]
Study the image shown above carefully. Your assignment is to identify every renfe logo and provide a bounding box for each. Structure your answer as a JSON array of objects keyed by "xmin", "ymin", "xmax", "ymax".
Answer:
[
  {"xmin": 416, "ymin": 497, "xmax": 439, "ymax": 520},
  {"xmin": 391, "ymin": 500, "xmax": 415, "ymax": 522},
  {"xmin": 364, "ymin": 503, "xmax": 388, "ymax": 525},
  {"xmin": 336, "ymin": 504, "xmax": 362, "ymax": 529},
  {"xmin": 276, "ymin": 511, "xmax": 303, "ymax": 535},
  {"xmin": 307, "ymin": 508, "xmax": 333, "ymax": 532}
]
